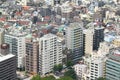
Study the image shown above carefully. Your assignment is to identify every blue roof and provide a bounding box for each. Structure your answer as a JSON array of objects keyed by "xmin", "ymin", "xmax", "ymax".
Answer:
[{"xmin": 104, "ymin": 34, "xmax": 115, "ymax": 42}]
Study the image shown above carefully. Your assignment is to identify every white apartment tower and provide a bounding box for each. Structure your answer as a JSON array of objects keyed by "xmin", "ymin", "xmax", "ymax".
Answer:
[
  {"xmin": 39, "ymin": 33, "xmax": 63, "ymax": 75},
  {"xmin": 4, "ymin": 34, "xmax": 26, "ymax": 69}
]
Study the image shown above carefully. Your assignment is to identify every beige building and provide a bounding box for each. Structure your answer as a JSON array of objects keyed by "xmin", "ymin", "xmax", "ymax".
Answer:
[
  {"xmin": 106, "ymin": 11, "xmax": 115, "ymax": 20},
  {"xmin": 83, "ymin": 29, "xmax": 94, "ymax": 55},
  {"xmin": 98, "ymin": 42, "xmax": 113, "ymax": 54},
  {"xmin": 83, "ymin": 42, "xmax": 111, "ymax": 80},
  {"xmin": 0, "ymin": 28, "xmax": 4, "ymax": 45},
  {"xmin": 83, "ymin": 51, "xmax": 107, "ymax": 80},
  {"xmin": 25, "ymin": 38, "xmax": 39, "ymax": 75},
  {"xmin": 61, "ymin": 1, "xmax": 73, "ymax": 20},
  {"xmin": 74, "ymin": 63, "xmax": 87, "ymax": 80},
  {"xmin": 61, "ymin": 2, "xmax": 73, "ymax": 12},
  {"xmin": 112, "ymin": 38, "xmax": 120, "ymax": 47}
]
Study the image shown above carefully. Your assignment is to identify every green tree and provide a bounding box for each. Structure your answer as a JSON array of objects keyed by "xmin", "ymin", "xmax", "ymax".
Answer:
[
  {"xmin": 57, "ymin": 76, "xmax": 73, "ymax": 80},
  {"xmin": 31, "ymin": 75, "xmax": 75, "ymax": 80},
  {"xmin": 64, "ymin": 69, "xmax": 77, "ymax": 80},
  {"xmin": 53, "ymin": 64, "xmax": 63, "ymax": 72},
  {"xmin": 17, "ymin": 78, "xmax": 21, "ymax": 80},
  {"xmin": 42, "ymin": 75, "xmax": 55, "ymax": 80},
  {"xmin": 53, "ymin": 65, "xmax": 58, "ymax": 72},
  {"xmin": 66, "ymin": 60, "xmax": 73, "ymax": 68},
  {"xmin": 97, "ymin": 77, "xmax": 106, "ymax": 80},
  {"xmin": 31, "ymin": 75, "xmax": 41, "ymax": 80},
  {"xmin": 58, "ymin": 64, "xmax": 63, "ymax": 72}
]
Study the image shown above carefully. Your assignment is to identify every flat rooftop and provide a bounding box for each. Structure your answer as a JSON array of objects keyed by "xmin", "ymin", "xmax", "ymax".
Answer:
[
  {"xmin": 108, "ymin": 47, "xmax": 120, "ymax": 62},
  {"xmin": 0, "ymin": 54, "xmax": 15, "ymax": 62},
  {"xmin": 40, "ymin": 33, "xmax": 57, "ymax": 40}
]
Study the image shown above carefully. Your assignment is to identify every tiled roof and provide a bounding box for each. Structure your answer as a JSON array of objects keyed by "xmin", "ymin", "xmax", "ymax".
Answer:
[
  {"xmin": 0, "ymin": 17, "xmax": 6, "ymax": 21},
  {"xmin": 4, "ymin": 25, "xmax": 10, "ymax": 28},
  {"xmin": 18, "ymin": 20, "xmax": 30, "ymax": 25},
  {"xmin": 44, "ymin": 16, "xmax": 50, "ymax": 20}
]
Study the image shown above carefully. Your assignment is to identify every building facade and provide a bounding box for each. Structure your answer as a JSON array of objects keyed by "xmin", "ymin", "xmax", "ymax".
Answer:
[
  {"xmin": 25, "ymin": 38, "xmax": 39, "ymax": 75},
  {"xmin": 83, "ymin": 29, "xmax": 94, "ymax": 55},
  {"xmin": 66, "ymin": 22, "xmax": 84, "ymax": 62},
  {"xmin": 93, "ymin": 26, "xmax": 104, "ymax": 50},
  {"xmin": 106, "ymin": 48, "xmax": 120, "ymax": 80},
  {"xmin": 0, "ymin": 44, "xmax": 17, "ymax": 80},
  {"xmin": 39, "ymin": 33, "xmax": 63, "ymax": 75},
  {"xmin": 4, "ymin": 34, "xmax": 26, "ymax": 69},
  {"xmin": 74, "ymin": 63, "xmax": 87, "ymax": 80},
  {"xmin": 83, "ymin": 50, "xmax": 107, "ymax": 80},
  {"xmin": 0, "ymin": 28, "xmax": 4, "ymax": 53},
  {"xmin": 0, "ymin": 53, "xmax": 16, "ymax": 80},
  {"xmin": 0, "ymin": 28, "xmax": 4, "ymax": 45},
  {"xmin": 112, "ymin": 38, "xmax": 120, "ymax": 47},
  {"xmin": 90, "ymin": 58, "xmax": 105, "ymax": 80},
  {"xmin": 44, "ymin": 0, "xmax": 54, "ymax": 6}
]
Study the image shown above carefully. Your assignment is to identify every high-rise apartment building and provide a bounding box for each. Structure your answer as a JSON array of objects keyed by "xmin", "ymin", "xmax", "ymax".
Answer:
[
  {"xmin": 93, "ymin": 26, "xmax": 104, "ymax": 50},
  {"xmin": 106, "ymin": 47, "xmax": 120, "ymax": 80},
  {"xmin": 83, "ymin": 29, "xmax": 94, "ymax": 55},
  {"xmin": 66, "ymin": 22, "xmax": 84, "ymax": 62},
  {"xmin": 25, "ymin": 38, "xmax": 39, "ymax": 75},
  {"xmin": 0, "ymin": 44, "xmax": 16, "ymax": 80},
  {"xmin": 4, "ymin": 34, "xmax": 26, "ymax": 69},
  {"xmin": 39, "ymin": 33, "xmax": 63, "ymax": 75}
]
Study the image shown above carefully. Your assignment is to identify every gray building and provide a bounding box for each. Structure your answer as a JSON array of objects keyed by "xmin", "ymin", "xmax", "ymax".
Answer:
[
  {"xmin": 66, "ymin": 22, "xmax": 84, "ymax": 63},
  {"xmin": 0, "ymin": 44, "xmax": 16, "ymax": 80}
]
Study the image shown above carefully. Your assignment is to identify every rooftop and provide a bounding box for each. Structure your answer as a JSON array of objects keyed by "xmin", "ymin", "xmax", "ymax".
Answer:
[
  {"xmin": 68, "ymin": 22, "xmax": 83, "ymax": 29},
  {"xmin": 108, "ymin": 47, "xmax": 120, "ymax": 62},
  {"xmin": 0, "ymin": 54, "xmax": 15, "ymax": 62},
  {"xmin": 40, "ymin": 33, "xmax": 57, "ymax": 40}
]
